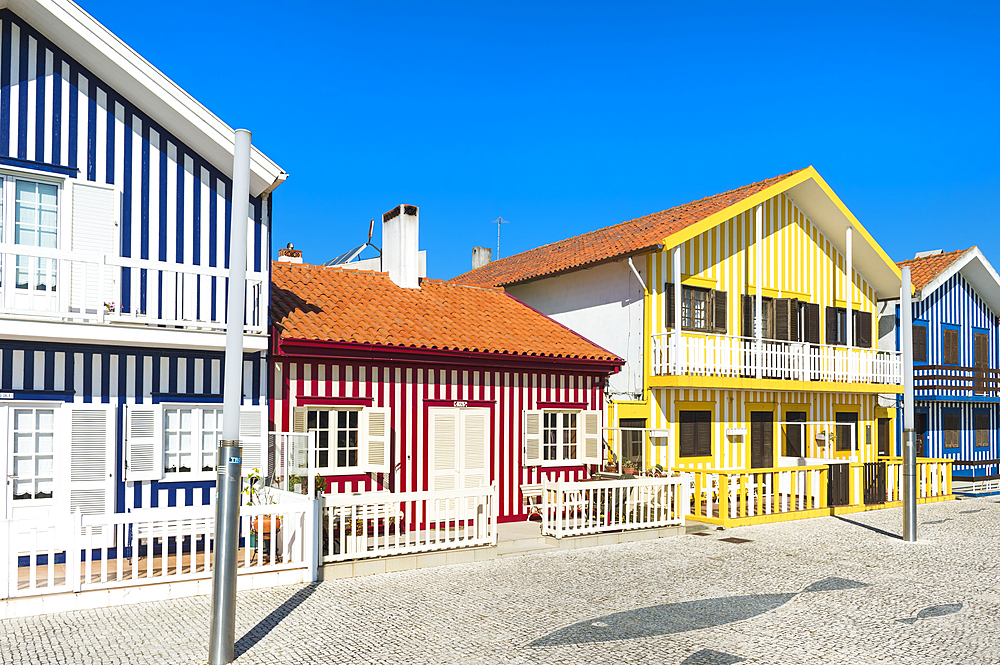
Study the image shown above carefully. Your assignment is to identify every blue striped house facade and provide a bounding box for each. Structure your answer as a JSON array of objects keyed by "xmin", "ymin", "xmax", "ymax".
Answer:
[
  {"xmin": 0, "ymin": 4, "xmax": 284, "ymax": 525},
  {"xmin": 887, "ymin": 248, "xmax": 1000, "ymax": 479}
]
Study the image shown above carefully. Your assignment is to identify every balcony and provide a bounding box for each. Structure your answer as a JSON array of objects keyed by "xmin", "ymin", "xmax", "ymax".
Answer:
[
  {"xmin": 0, "ymin": 244, "xmax": 266, "ymax": 349},
  {"xmin": 650, "ymin": 332, "xmax": 902, "ymax": 385},
  {"xmin": 914, "ymin": 365, "xmax": 1000, "ymax": 397}
]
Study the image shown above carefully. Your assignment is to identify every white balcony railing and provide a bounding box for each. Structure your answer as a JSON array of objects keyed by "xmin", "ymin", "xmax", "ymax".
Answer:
[
  {"xmin": 650, "ymin": 332, "xmax": 902, "ymax": 384},
  {"xmin": 0, "ymin": 243, "xmax": 266, "ymax": 334}
]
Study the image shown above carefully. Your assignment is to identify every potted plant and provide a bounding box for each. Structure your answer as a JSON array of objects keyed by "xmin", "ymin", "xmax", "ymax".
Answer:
[
  {"xmin": 242, "ymin": 467, "xmax": 279, "ymax": 548},
  {"xmin": 622, "ymin": 458, "xmax": 638, "ymax": 476}
]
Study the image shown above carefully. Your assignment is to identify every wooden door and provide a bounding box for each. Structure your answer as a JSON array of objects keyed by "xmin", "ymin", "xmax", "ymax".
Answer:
[
  {"xmin": 750, "ymin": 411, "xmax": 773, "ymax": 469},
  {"xmin": 974, "ymin": 332, "xmax": 989, "ymax": 395},
  {"xmin": 877, "ymin": 417, "xmax": 891, "ymax": 457},
  {"xmin": 784, "ymin": 411, "xmax": 807, "ymax": 458}
]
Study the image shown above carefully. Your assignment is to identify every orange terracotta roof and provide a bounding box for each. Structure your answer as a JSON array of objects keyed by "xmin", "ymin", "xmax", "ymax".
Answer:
[
  {"xmin": 897, "ymin": 248, "xmax": 973, "ymax": 291},
  {"xmin": 451, "ymin": 169, "xmax": 805, "ymax": 287},
  {"xmin": 271, "ymin": 262, "xmax": 621, "ymax": 362}
]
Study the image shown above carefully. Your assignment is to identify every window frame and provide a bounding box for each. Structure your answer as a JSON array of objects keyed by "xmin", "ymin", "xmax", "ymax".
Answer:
[
  {"xmin": 678, "ymin": 409, "xmax": 712, "ymax": 458},
  {"xmin": 10, "ymin": 405, "xmax": 57, "ymax": 502},
  {"xmin": 973, "ymin": 410, "xmax": 991, "ymax": 449},
  {"xmin": 542, "ymin": 410, "xmax": 581, "ymax": 464},
  {"xmin": 942, "ymin": 325, "xmax": 961, "ymax": 366},
  {"xmin": 912, "ymin": 320, "xmax": 929, "ymax": 364},
  {"xmin": 161, "ymin": 403, "xmax": 225, "ymax": 481},
  {"xmin": 303, "ymin": 406, "xmax": 364, "ymax": 474},
  {"xmin": 667, "ymin": 283, "xmax": 727, "ymax": 334},
  {"xmin": 834, "ymin": 411, "xmax": 859, "ymax": 452},
  {"xmin": 0, "ymin": 171, "xmax": 67, "ymax": 298},
  {"xmin": 942, "ymin": 409, "xmax": 961, "ymax": 450}
]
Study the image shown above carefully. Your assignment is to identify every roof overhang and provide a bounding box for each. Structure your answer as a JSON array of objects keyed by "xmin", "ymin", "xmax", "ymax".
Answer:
[
  {"xmin": 917, "ymin": 247, "xmax": 1000, "ymax": 314},
  {"xmin": 0, "ymin": 0, "xmax": 287, "ymax": 197},
  {"xmin": 662, "ymin": 166, "xmax": 903, "ymax": 298}
]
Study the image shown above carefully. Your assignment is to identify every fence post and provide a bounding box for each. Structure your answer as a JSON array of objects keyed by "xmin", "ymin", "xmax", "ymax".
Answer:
[
  {"xmin": 306, "ymin": 498, "xmax": 319, "ymax": 582},
  {"xmin": 0, "ymin": 519, "xmax": 9, "ymax": 600},
  {"xmin": 490, "ymin": 483, "xmax": 499, "ymax": 545},
  {"xmin": 71, "ymin": 511, "xmax": 83, "ymax": 593}
]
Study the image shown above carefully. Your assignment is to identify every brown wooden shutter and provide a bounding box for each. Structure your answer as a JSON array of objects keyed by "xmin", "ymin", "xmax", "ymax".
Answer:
[
  {"xmin": 741, "ymin": 295, "xmax": 753, "ymax": 338},
  {"xmin": 943, "ymin": 412, "xmax": 960, "ymax": 448},
  {"xmin": 915, "ymin": 412, "xmax": 927, "ymax": 456},
  {"xmin": 826, "ymin": 306, "xmax": 839, "ymax": 345},
  {"xmin": 854, "ymin": 311, "xmax": 872, "ymax": 348},
  {"xmin": 666, "ymin": 283, "xmax": 675, "ymax": 329},
  {"xmin": 975, "ymin": 413, "xmax": 990, "ymax": 447},
  {"xmin": 877, "ymin": 417, "xmax": 890, "ymax": 457},
  {"xmin": 695, "ymin": 411, "xmax": 712, "ymax": 457},
  {"xmin": 790, "ymin": 299, "xmax": 801, "ymax": 342},
  {"xmin": 943, "ymin": 329, "xmax": 960, "ymax": 365},
  {"xmin": 711, "ymin": 290, "xmax": 727, "ymax": 334},
  {"xmin": 975, "ymin": 332, "xmax": 989, "ymax": 368},
  {"xmin": 679, "ymin": 411, "xmax": 695, "ymax": 457},
  {"xmin": 806, "ymin": 303, "xmax": 821, "ymax": 344},
  {"xmin": 913, "ymin": 324, "xmax": 928, "ymax": 362},
  {"xmin": 774, "ymin": 298, "xmax": 791, "ymax": 341}
]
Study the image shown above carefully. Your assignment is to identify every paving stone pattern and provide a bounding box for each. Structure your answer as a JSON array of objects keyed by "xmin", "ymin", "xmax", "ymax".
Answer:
[{"xmin": 3, "ymin": 497, "xmax": 1000, "ymax": 665}]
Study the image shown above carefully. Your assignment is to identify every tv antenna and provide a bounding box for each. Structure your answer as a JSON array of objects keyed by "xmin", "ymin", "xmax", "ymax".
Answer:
[{"xmin": 492, "ymin": 217, "xmax": 510, "ymax": 259}]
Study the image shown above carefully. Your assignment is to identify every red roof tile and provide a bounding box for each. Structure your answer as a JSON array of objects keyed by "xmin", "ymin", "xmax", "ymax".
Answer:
[
  {"xmin": 271, "ymin": 262, "xmax": 621, "ymax": 362},
  {"xmin": 451, "ymin": 169, "xmax": 805, "ymax": 287},
  {"xmin": 896, "ymin": 248, "xmax": 973, "ymax": 291}
]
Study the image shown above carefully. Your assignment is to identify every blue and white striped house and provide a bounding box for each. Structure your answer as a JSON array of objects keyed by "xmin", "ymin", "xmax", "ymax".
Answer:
[
  {"xmin": 0, "ymin": 0, "xmax": 285, "ymax": 527},
  {"xmin": 879, "ymin": 247, "xmax": 1000, "ymax": 481}
]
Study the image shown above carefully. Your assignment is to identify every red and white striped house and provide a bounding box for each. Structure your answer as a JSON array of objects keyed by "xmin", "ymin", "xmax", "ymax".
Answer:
[{"xmin": 269, "ymin": 205, "xmax": 623, "ymax": 520}]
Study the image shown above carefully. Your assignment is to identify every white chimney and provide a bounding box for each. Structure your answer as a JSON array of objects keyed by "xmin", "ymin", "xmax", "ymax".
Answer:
[
  {"xmin": 382, "ymin": 204, "xmax": 420, "ymax": 288},
  {"xmin": 472, "ymin": 246, "xmax": 492, "ymax": 269},
  {"xmin": 278, "ymin": 243, "xmax": 303, "ymax": 263}
]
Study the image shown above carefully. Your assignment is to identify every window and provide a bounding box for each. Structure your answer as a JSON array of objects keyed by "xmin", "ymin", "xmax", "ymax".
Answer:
[
  {"xmin": 543, "ymin": 411, "xmax": 577, "ymax": 462},
  {"xmin": 835, "ymin": 412, "xmax": 858, "ymax": 452},
  {"xmin": 293, "ymin": 405, "xmax": 390, "ymax": 475},
  {"xmin": 8, "ymin": 179, "xmax": 59, "ymax": 292},
  {"xmin": 942, "ymin": 328, "xmax": 960, "ymax": 365},
  {"xmin": 620, "ymin": 418, "xmax": 646, "ymax": 462},
  {"xmin": 12, "ymin": 408, "xmax": 55, "ymax": 500},
  {"xmin": 667, "ymin": 284, "xmax": 726, "ymax": 333},
  {"xmin": 974, "ymin": 412, "xmax": 990, "ymax": 448},
  {"xmin": 523, "ymin": 410, "xmax": 602, "ymax": 466},
  {"xmin": 741, "ymin": 296, "xmax": 805, "ymax": 342},
  {"xmin": 163, "ymin": 406, "xmax": 222, "ymax": 475},
  {"xmin": 679, "ymin": 410, "xmax": 712, "ymax": 457},
  {"xmin": 912, "ymin": 323, "xmax": 928, "ymax": 363},
  {"xmin": 308, "ymin": 408, "xmax": 360, "ymax": 470},
  {"xmin": 942, "ymin": 412, "xmax": 960, "ymax": 449}
]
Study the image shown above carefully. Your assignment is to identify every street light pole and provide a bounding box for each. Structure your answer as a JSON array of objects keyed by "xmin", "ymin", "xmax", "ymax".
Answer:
[
  {"xmin": 209, "ymin": 128, "xmax": 252, "ymax": 665},
  {"xmin": 900, "ymin": 266, "xmax": 917, "ymax": 542}
]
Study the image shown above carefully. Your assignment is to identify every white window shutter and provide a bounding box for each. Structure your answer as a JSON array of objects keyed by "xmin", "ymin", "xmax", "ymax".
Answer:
[
  {"xmin": 67, "ymin": 406, "xmax": 116, "ymax": 546},
  {"xmin": 429, "ymin": 408, "xmax": 459, "ymax": 492},
  {"xmin": 125, "ymin": 404, "xmax": 162, "ymax": 481},
  {"xmin": 70, "ymin": 182, "xmax": 117, "ymax": 313},
  {"xmin": 292, "ymin": 407, "xmax": 307, "ymax": 433},
  {"xmin": 461, "ymin": 410, "xmax": 489, "ymax": 490},
  {"xmin": 240, "ymin": 406, "xmax": 266, "ymax": 477},
  {"xmin": 361, "ymin": 406, "xmax": 390, "ymax": 473},
  {"xmin": 581, "ymin": 410, "xmax": 603, "ymax": 465},
  {"xmin": 523, "ymin": 410, "xmax": 543, "ymax": 466}
]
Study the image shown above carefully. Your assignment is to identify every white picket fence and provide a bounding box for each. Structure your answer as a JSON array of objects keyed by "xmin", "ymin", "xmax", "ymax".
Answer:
[
  {"xmin": 1, "ymin": 499, "xmax": 316, "ymax": 600},
  {"xmin": 650, "ymin": 332, "xmax": 902, "ymax": 384},
  {"xmin": 540, "ymin": 477, "xmax": 687, "ymax": 539},
  {"xmin": 320, "ymin": 484, "xmax": 498, "ymax": 563}
]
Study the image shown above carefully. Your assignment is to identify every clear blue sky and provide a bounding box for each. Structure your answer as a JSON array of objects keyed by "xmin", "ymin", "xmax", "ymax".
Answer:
[{"xmin": 83, "ymin": 1, "xmax": 999, "ymax": 281}]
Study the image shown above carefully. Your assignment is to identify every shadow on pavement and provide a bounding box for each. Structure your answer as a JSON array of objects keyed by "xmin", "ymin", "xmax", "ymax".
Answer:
[
  {"xmin": 235, "ymin": 582, "xmax": 320, "ymax": 658},
  {"xmin": 833, "ymin": 515, "xmax": 900, "ymax": 540}
]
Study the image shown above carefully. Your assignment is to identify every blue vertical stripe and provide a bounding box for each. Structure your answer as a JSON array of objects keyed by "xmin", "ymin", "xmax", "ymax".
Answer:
[
  {"xmin": 67, "ymin": 63, "xmax": 77, "ymax": 169},
  {"xmin": 86, "ymin": 76, "xmax": 96, "ymax": 180},
  {"xmin": 16, "ymin": 23, "xmax": 28, "ymax": 160},
  {"xmin": 0, "ymin": 18, "xmax": 11, "ymax": 155},
  {"xmin": 33, "ymin": 38, "xmax": 45, "ymax": 163}
]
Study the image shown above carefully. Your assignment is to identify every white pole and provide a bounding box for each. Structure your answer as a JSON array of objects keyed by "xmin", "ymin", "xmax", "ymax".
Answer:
[
  {"xmin": 209, "ymin": 128, "xmax": 252, "ymax": 665},
  {"xmin": 900, "ymin": 266, "xmax": 917, "ymax": 541},
  {"xmin": 754, "ymin": 205, "xmax": 763, "ymax": 379},
  {"xmin": 673, "ymin": 246, "xmax": 682, "ymax": 375},
  {"xmin": 846, "ymin": 227, "xmax": 853, "ymax": 348}
]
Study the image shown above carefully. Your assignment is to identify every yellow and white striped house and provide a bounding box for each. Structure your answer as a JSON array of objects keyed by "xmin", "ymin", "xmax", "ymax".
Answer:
[{"xmin": 453, "ymin": 167, "xmax": 953, "ymax": 526}]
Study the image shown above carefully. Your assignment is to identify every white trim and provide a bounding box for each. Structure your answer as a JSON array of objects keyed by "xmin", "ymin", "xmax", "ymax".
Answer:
[
  {"xmin": 0, "ymin": 317, "xmax": 268, "ymax": 351},
  {"xmin": 2, "ymin": 0, "xmax": 286, "ymax": 196},
  {"xmin": 915, "ymin": 247, "xmax": 1000, "ymax": 315}
]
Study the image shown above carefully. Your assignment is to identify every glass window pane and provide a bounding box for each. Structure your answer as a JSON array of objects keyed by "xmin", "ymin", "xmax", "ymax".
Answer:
[
  {"xmin": 348, "ymin": 411, "xmax": 358, "ymax": 428},
  {"xmin": 36, "ymin": 433, "xmax": 53, "ymax": 453},
  {"xmin": 317, "ymin": 430, "xmax": 329, "ymax": 450},
  {"xmin": 337, "ymin": 410, "xmax": 347, "ymax": 428},
  {"xmin": 14, "ymin": 409, "xmax": 33, "ymax": 430},
  {"xmin": 14, "ymin": 456, "xmax": 33, "ymax": 476},
  {"xmin": 36, "ymin": 456, "xmax": 54, "ymax": 476},
  {"xmin": 36, "ymin": 410, "xmax": 54, "ymax": 431},
  {"xmin": 307, "ymin": 410, "xmax": 317, "ymax": 429},
  {"xmin": 348, "ymin": 450, "xmax": 357, "ymax": 467},
  {"xmin": 13, "ymin": 433, "xmax": 32, "ymax": 454}
]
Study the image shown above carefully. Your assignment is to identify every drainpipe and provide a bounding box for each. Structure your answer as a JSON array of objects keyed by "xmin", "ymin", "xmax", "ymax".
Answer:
[
  {"xmin": 846, "ymin": 226, "xmax": 854, "ymax": 384},
  {"xmin": 209, "ymin": 129, "xmax": 252, "ymax": 665},
  {"xmin": 672, "ymin": 247, "xmax": 682, "ymax": 376},
  {"xmin": 900, "ymin": 266, "xmax": 917, "ymax": 542}
]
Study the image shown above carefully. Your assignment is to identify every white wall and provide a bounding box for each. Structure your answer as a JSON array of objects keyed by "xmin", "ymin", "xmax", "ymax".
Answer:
[{"xmin": 506, "ymin": 259, "xmax": 646, "ymax": 399}]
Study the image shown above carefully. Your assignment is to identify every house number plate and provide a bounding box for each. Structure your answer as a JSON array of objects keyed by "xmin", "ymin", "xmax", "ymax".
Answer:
[
  {"xmin": 0, "ymin": 392, "xmax": 12, "ymax": 399},
  {"xmin": 454, "ymin": 401, "xmax": 468, "ymax": 408}
]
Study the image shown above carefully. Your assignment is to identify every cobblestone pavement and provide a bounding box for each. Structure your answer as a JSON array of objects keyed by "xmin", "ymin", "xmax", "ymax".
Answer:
[{"xmin": 3, "ymin": 496, "xmax": 1000, "ymax": 665}]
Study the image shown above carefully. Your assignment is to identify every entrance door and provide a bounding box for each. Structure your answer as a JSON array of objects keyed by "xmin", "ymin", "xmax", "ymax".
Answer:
[
  {"xmin": 974, "ymin": 332, "xmax": 989, "ymax": 395},
  {"xmin": 750, "ymin": 411, "xmax": 774, "ymax": 469},
  {"xmin": 914, "ymin": 412, "xmax": 927, "ymax": 457},
  {"xmin": 877, "ymin": 417, "xmax": 891, "ymax": 457},
  {"xmin": 428, "ymin": 407, "xmax": 490, "ymax": 493},
  {"xmin": 784, "ymin": 411, "xmax": 807, "ymax": 458},
  {"xmin": 5, "ymin": 405, "xmax": 57, "ymax": 521}
]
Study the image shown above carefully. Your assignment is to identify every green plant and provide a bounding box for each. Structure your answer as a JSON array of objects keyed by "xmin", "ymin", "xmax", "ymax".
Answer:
[{"xmin": 242, "ymin": 467, "xmax": 274, "ymax": 507}]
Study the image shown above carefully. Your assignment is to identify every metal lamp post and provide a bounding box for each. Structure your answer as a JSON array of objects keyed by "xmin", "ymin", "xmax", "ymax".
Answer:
[
  {"xmin": 209, "ymin": 128, "xmax": 252, "ymax": 665},
  {"xmin": 900, "ymin": 266, "xmax": 917, "ymax": 542}
]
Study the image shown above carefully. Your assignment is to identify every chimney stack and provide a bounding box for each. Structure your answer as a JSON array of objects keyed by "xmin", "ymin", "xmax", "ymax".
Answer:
[
  {"xmin": 382, "ymin": 205, "xmax": 420, "ymax": 288},
  {"xmin": 472, "ymin": 246, "xmax": 492, "ymax": 269},
  {"xmin": 278, "ymin": 243, "xmax": 303, "ymax": 263}
]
